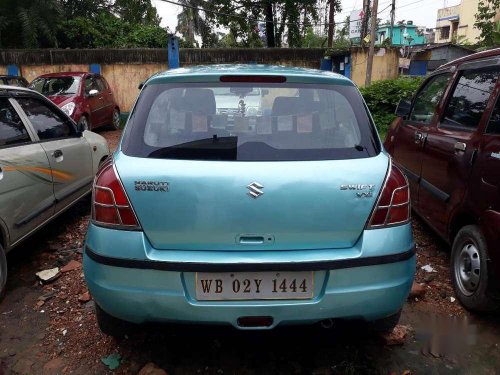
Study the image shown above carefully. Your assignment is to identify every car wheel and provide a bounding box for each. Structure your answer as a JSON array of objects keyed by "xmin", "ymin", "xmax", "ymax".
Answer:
[
  {"xmin": 451, "ymin": 225, "xmax": 500, "ymax": 313},
  {"xmin": 95, "ymin": 303, "xmax": 135, "ymax": 339},
  {"xmin": 78, "ymin": 115, "xmax": 90, "ymax": 132},
  {"xmin": 372, "ymin": 310, "xmax": 401, "ymax": 333},
  {"xmin": 0, "ymin": 244, "xmax": 7, "ymax": 300},
  {"xmin": 110, "ymin": 109, "xmax": 121, "ymax": 130}
]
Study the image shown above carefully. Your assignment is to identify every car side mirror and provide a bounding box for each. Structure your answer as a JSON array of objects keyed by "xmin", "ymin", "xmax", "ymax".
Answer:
[
  {"xmin": 88, "ymin": 89, "xmax": 99, "ymax": 97},
  {"xmin": 395, "ymin": 99, "xmax": 412, "ymax": 118}
]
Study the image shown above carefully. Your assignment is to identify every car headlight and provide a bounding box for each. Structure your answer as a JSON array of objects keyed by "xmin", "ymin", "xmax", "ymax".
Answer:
[{"xmin": 60, "ymin": 102, "xmax": 76, "ymax": 117}]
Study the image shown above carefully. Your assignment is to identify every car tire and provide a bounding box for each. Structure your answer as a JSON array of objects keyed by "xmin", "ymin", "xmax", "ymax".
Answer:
[
  {"xmin": 78, "ymin": 115, "xmax": 91, "ymax": 132},
  {"xmin": 110, "ymin": 109, "xmax": 121, "ymax": 130},
  {"xmin": 451, "ymin": 225, "xmax": 500, "ymax": 313},
  {"xmin": 95, "ymin": 303, "xmax": 135, "ymax": 339},
  {"xmin": 0, "ymin": 244, "xmax": 7, "ymax": 300},
  {"xmin": 372, "ymin": 310, "xmax": 401, "ymax": 333}
]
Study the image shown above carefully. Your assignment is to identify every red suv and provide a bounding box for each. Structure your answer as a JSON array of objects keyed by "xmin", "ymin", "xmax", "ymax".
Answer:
[
  {"xmin": 385, "ymin": 48, "xmax": 500, "ymax": 312},
  {"xmin": 30, "ymin": 72, "xmax": 120, "ymax": 131}
]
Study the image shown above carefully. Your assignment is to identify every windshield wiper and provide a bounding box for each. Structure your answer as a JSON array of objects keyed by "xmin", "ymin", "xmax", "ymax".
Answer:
[{"xmin": 147, "ymin": 136, "xmax": 238, "ymax": 160}]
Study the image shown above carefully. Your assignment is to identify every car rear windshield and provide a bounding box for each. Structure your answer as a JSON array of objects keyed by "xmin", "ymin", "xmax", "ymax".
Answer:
[
  {"xmin": 30, "ymin": 77, "xmax": 80, "ymax": 96},
  {"xmin": 122, "ymin": 83, "xmax": 380, "ymax": 161}
]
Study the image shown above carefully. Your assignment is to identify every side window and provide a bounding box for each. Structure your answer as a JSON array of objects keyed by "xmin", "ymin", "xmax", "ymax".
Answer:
[
  {"xmin": 0, "ymin": 98, "xmax": 31, "ymax": 147},
  {"xmin": 486, "ymin": 95, "xmax": 500, "ymax": 135},
  {"xmin": 16, "ymin": 97, "xmax": 75, "ymax": 140},
  {"xmin": 96, "ymin": 77, "xmax": 107, "ymax": 92},
  {"xmin": 410, "ymin": 74, "xmax": 451, "ymax": 124},
  {"xmin": 84, "ymin": 76, "xmax": 99, "ymax": 95},
  {"xmin": 442, "ymin": 69, "xmax": 499, "ymax": 131}
]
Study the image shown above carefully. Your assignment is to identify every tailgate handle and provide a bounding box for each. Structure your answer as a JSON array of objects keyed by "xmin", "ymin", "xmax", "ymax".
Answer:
[
  {"xmin": 239, "ymin": 236, "xmax": 265, "ymax": 245},
  {"xmin": 237, "ymin": 235, "xmax": 274, "ymax": 245}
]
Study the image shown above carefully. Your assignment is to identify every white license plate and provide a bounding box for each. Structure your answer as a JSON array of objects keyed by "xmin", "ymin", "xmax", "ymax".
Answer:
[{"xmin": 195, "ymin": 271, "xmax": 314, "ymax": 301}]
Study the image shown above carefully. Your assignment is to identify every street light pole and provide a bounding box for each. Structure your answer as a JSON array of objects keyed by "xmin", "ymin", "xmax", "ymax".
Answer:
[{"xmin": 365, "ymin": 0, "xmax": 379, "ymax": 86}]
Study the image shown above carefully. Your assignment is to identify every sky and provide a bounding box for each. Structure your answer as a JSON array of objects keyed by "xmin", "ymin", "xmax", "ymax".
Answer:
[{"xmin": 151, "ymin": 0, "xmax": 463, "ymax": 32}]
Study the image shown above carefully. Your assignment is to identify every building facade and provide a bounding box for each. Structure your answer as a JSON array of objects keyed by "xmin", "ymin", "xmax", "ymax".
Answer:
[
  {"xmin": 376, "ymin": 22, "xmax": 427, "ymax": 46},
  {"xmin": 435, "ymin": 0, "xmax": 500, "ymax": 44}
]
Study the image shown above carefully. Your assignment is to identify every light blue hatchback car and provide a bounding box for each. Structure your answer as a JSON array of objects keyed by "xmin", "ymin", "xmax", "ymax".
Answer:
[{"xmin": 83, "ymin": 65, "xmax": 415, "ymax": 336}]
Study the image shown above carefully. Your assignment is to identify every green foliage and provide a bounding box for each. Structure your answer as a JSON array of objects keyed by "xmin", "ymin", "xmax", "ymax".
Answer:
[
  {"xmin": 475, "ymin": 0, "xmax": 500, "ymax": 47},
  {"xmin": 203, "ymin": 0, "xmax": 320, "ymax": 48},
  {"xmin": 360, "ymin": 77, "xmax": 424, "ymax": 136},
  {"xmin": 58, "ymin": 12, "xmax": 169, "ymax": 48},
  {"xmin": 302, "ymin": 27, "xmax": 326, "ymax": 47},
  {"xmin": 0, "ymin": 0, "xmax": 62, "ymax": 48},
  {"xmin": 0, "ymin": 0, "xmax": 177, "ymax": 49}
]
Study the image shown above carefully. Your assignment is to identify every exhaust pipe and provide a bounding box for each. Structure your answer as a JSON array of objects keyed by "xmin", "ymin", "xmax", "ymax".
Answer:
[{"xmin": 320, "ymin": 319, "xmax": 334, "ymax": 329}]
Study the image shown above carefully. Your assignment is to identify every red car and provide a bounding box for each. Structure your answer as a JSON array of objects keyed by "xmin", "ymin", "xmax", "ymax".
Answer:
[
  {"xmin": 30, "ymin": 72, "xmax": 120, "ymax": 131},
  {"xmin": 385, "ymin": 48, "xmax": 500, "ymax": 312}
]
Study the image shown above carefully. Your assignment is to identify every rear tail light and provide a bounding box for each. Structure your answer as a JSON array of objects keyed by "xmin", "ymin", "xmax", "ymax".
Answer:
[
  {"xmin": 367, "ymin": 161, "xmax": 410, "ymax": 228},
  {"xmin": 92, "ymin": 160, "xmax": 140, "ymax": 230}
]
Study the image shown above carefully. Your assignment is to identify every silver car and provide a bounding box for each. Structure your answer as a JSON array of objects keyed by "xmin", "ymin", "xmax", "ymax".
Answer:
[{"xmin": 0, "ymin": 85, "xmax": 109, "ymax": 295}]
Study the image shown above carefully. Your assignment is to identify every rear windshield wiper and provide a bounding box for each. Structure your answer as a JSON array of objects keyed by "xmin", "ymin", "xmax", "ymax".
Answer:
[{"xmin": 147, "ymin": 136, "xmax": 238, "ymax": 160}]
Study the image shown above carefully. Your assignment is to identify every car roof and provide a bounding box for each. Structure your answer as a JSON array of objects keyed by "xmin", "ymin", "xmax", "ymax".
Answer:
[
  {"xmin": 0, "ymin": 85, "xmax": 44, "ymax": 97},
  {"xmin": 439, "ymin": 47, "xmax": 500, "ymax": 70},
  {"xmin": 37, "ymin": 72, "xmax": 89, "ymax": 78},
  {"xmin": 147, "ymin": 64, "xmax": 354, "ymax": 86}
]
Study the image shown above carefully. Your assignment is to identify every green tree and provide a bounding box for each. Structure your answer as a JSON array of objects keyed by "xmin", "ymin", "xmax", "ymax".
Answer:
[
  {"xmin": 203, "ymin": 0, "xmax": 321, "ymax": 48},
  {"xmin": 58, "ymin": 0, "xmax": 113, "ymax": 19},
  {"xmin": 475, "ymin": 0, "xmax": 500, "ymax": 46},
  {"xmin": 114, "ymin": 0, "xmax": 162, "ymax": 26},
  {"xmin": 0, "ymin": 0, "xmax": 62, "ymax": 48},
  {"xmin": 302, "ymin": 27, "xmax": 326, "ymax": 47}
]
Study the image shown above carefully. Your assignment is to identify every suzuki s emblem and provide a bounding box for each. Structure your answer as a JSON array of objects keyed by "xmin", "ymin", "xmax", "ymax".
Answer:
[{"xmin": 247, "ymin": 182, "xmax": 264, "ymax": 199}]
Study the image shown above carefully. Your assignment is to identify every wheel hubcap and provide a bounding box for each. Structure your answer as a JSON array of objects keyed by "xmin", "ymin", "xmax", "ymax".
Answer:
[
  {"xmin": 80, "ymin": 117, "xmax": 88, "ymax": 131},
  {"xmin": 113, "ymin": 111, "xmax": 120, "ymax": 128},
  {"xmin": 455, "ymin": 243, "xmax": 481, "ymax": 296}
]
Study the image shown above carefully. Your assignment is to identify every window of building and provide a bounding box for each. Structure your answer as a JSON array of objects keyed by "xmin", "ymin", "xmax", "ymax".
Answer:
[{"xmin": 440, "ymin": 26, "xmax": 450, "ymax": 39}]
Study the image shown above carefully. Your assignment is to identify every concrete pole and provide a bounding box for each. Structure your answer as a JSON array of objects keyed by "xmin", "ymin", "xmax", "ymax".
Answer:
[
  {"xmin": 365, "ymin": 0, "xmax": 379, "ymax": 86},
  {"xmin": 389, "ymin": 0, "xmax": 396, "ymax": 44},
  {"xmin": 327, "ymin": 0, "xmax": 335, "ymax": 47}
]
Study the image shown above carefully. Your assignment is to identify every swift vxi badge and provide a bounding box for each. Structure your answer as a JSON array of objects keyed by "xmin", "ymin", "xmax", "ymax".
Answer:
[
  {"xmin": 134, "ymin": 181, "xmax": 170, "ymax": 192},
  {"xmin": 340, "ymin": 184, "xmax": 376, "ymax": 198}
]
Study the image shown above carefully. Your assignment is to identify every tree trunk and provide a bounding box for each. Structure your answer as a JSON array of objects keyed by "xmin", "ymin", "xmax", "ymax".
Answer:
[
  {"xmin": 264, "ymin": 0, "xmax": 276, "ymax": 47},
  {"xmin": 327, "ymin": 0, "xmax": 335, "ymax": 47}
]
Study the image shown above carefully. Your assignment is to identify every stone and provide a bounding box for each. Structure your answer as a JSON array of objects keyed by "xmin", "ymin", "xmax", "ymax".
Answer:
[
  {"xmin": 409, "ymin": 282, "xmax": 426, "ymax": 299},
  {"xmin": 423, "ymin": 274, "xmax": 436, "ymax": 283},
  {"xmin": 35, "ymin": 268, "xmax": 60, "ymax": 282},
  {"xmin": 381, "ymin": 325, "xmax": 410, "ymax": 346},
  {"xmin": 137, "ymin": 362, "xmax": 168, "ymax": 375},
  {"xmin": 78, "ymin": 292, "xmax": 91, "ymax": 303},
  {"xmin": 60, "ymin": 260, "xmax": 82, "ymax": 273}
]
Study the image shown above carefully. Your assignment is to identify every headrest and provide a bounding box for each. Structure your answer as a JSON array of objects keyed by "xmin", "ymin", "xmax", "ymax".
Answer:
[
  {"xmin": 183, "ymin": 89, "xmax": 216, "ymax": 115},
  {"xmin": 272, "ymin": 97, "xmax": 303, "ymax": 116}
]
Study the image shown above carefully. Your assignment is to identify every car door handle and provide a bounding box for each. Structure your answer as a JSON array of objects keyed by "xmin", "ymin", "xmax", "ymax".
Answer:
[
  {"xmin": 415, "ymin": 131, "xmax": 425, "ymax": 144},
  {"xmin": 454, "ymin": 142, "xmax": 467, "ymax": 152},
  {"xmin": 52, "ymin": 150, "xmax": 63, "ymax": 158}
]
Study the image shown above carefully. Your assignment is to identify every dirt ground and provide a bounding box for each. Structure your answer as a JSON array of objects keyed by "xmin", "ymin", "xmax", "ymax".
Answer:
[{"xmin": 1, "ymin": 129, "xmax": 500, "ymax": 375}]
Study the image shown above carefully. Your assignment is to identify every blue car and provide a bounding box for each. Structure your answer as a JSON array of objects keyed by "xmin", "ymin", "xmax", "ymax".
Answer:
[{"xmin": 84, "ymin": 65, "xmax": 415, "ymax": 336}]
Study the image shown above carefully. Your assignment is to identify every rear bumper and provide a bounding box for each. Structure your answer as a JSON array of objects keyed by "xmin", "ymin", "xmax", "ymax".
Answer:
[{"xmin": 84, "ymin": 223, "xmax": 415, "ymax": 329}]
